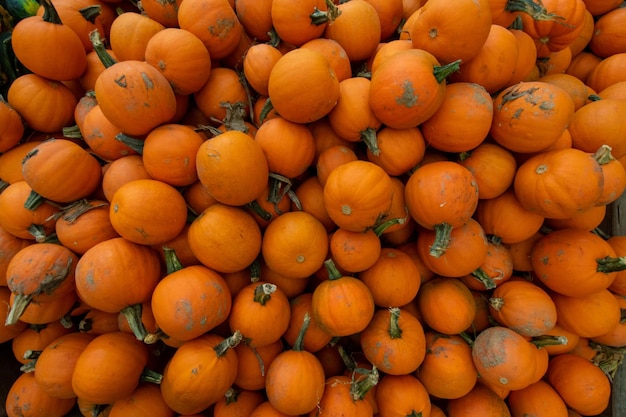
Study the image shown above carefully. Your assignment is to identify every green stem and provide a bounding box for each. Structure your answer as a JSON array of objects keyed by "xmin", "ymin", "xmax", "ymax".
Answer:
[
  {"xmin": 40, "ymin": 0, "xmax": 63, "ymax": 24},
  {"xmin": 324, "ymin": 258, "xmax": 343, "ymax": 280},
  {"xmin": 60, "ymin": 200, "xmax": 107, "ymax": 223},
  {"xmin": 250, "ymin": 259, "xmax": 261, "ymax": 282},
  {"xmin": 407, "ymin": 412, "xmax": 423, "ymax": 417},
  {"xmin": 373, "ymin": 217, "xmax": 405, "ymax": 237},
  {"xmin": 597, "ymin": 256, "xmax": 626, "ymax": 273},
  {"xmin": 530, "ymin": 334, "xmax": 568, "ymax": 348},
  {"xmin": 388, "ymin": 307, "xmax": 403, "ymax": 339},
  {"xmin": 24, "ymin": 189, "xmax": 45, "ymax": 210},
  {"xmin": 143, "ymin": 328, "xmax": 169, "ymax": 344},
  {"xmin": 588, "ymin": 94, "xmax": 602, "ymax": 102},
  {"xmin": 433, "ymin": 60, "xmax": 461, "ymax": 83},
  {"xmin": 472, "ymin": 268, "xmax": 497, "ymax": 290},
  {"xmin": 593, "ymin": 144, "xmax": 615, "ymax": 166},
  {"xmin": 62, "ymin": 124, "xmax": 83, "ymax": 139},
  {"xmin": 429, "ymin": 223, "xmax": 453, "ymax": 258},
  {"xmin": 20, "ymin": 359, "xmax": 37, "ymax": 373},
  {"xmin": 267, "ymin": 173, "xmax": 292, "ymax": 205},
  {"xmin": 214, "ymin": 330, "xmax": 243, "ymax": 357},
  {"xmin": 163, "ymin": 247, "xmax": 183, "ymax": 275},
  {"xmin": 253, "ymin": 283, "xmax": 276, "ymax": 305},
  {"xmin": 246, "ymin": 200, "xmax": 273, "ymax": 222},
  {"xmin": 0, "ymin": 179, "xmax": 9, "ymax": 193},
  {"xmin": 5, "ymin": 293, "xmax": 33, "ymax": 325},
  {"xmin": 258, "ymin": 97, "xmax": 274, "ymax": 125},
  {"xmin": 23, "ymin": 349, "xmax": 41, "ymax": 361},
  {"xmin": 310, "ymin": 0, "xmax": 341, "ymax": 25},
  {"xmin": 458, "ymin": 151, "xmax": 471, "ymax": 162},
  {"xmin": 293, "ymin": 313, "xmax": 311, "ymax": 352},
  {"xmin": 338, "ymin": 345, "xmax": 357, "ymax": 372},
  {"xmin": 458, "ymin": 331, "xmax": 474, "ymax": 347},
  {"xmin": 120, "ymin": 304, "xmax": 148, "ymax": 341},
  {"xmin": 504, "ymin": 0, "xmax": 564, "ymax": 22},
  {"xmin": 223, "ymin": 388, "xmax": 239, "ymax": 405},
  {"xmin": 115, "ymin": 133, "xmax": 144, "ymax": 154},
  {"xmin": 139, "ymin": 367, "xmax": 163, "ymax": 384},
  {"xmin": 360, "ymin": 127, "xmax": 380, "ymax": 156},
  {"xmin": 79, "ymin": 4, "xmax": 101, "ymax": 23},
  {"xmin": 89, "ymin": 29, "xmax": 117, "ymax": 68},
  {"xmin": 350, "ymin": 366, "xmax": 379, "ymax": 401}
]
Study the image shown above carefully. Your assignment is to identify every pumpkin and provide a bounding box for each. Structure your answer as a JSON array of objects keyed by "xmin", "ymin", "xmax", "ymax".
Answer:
[
  {"xmin": 513, "ymin": 148, "xmax": 604, "ymax": 219},
  {"xmin": 108, "ymin": 383, "xmax": 174, "ymax": 417},
  {"xmin": 323, "ymin": 160, "xmax": 394, "ymax": 232},
  {"xmin": 80, "ymin": 105, "xmax": 138, "ymax": 161},
  {"xmin": 0, "ymin": 225, "xmax": 31, "ymax": 287},
  {"xmin": 282, "ymin": 293, "xmax": 333, "ymax": 353},
  {"xmin": 151, "ymin": 259, "xmax": 232, "ymax": 341},
  {"xmin": 566, "ymin": 51, "xmax": 601, "ymax": 84},
  {"xmin": 301, "ymin": 38, "xmax": 353, "ymax": 83},
  {"xmin": 569, "ymin": 98, "xmax": 626, "ymax": 160},
  {"xmin": 0, "ymin": 181, "xmax": 59, "ymax": 242},
  {"xmin": 242, "ymin": 43, "xmax": 282, "ymax": 97},
  {"xmin": 369, "ymin": 49, "xmax": 459, "ymax": 129},
  {"xmin": 265, "ymin": 314, "xmax": 326, "ymax": 415},
  {"xmin": 311, "ymin": 260, "xmax": 375, "ymax": 337},
  {"xmin": 71, "ymin": 331, "xmax": 151, "ymax": 404},
  {"xmin": 5, "ymin": 243, "xmax": 78, "ymax": 325},
  {"xmin": 366, "ymin": 126, "xmax": 426, "ymax": 177},
  {"xmin": 0, "ymin": 96, "xmax": 24, "ymax": 153},
  {"xmin": 193, "ymin": 67, "xmax": 248, "ymax": 123},
  {"xmin": 421, "ymin": 82, "xmax": 493, "ymax": 153},
  {"xmin": 375, "ymin": 374, "xmax": 431, "ymax": 417},
  {"xmin": 267, "ymin": 48, "xmax": 340, "ymax": 124},
  {"xmin": 488, "ymin": 280, "xmax": 557, "ymax": 336},
  {"xmin": 417, "ymin": 277, "xmax": 476, "ymax": 335},
  {"xmin": 546, "ymin": 353, "xmax": 611, "ymax": 416},
  {"xmin": 311, "ymin": 373, "xmax": 377, "ymax": 417},
  {"xmin": 446, "ymin": 384, "xmax": 511, "ymax": 417},
  {"xmin": 235, "ymin": 0, "xmax": 273, "ymax": 41},
  {"xmin": 233, "ymin": 340, "xmax": 284, "ymax": 391},
  {"xmin": 5, "ymin": 372, "xmax": 76, "ymax": 417},
  {"xmin": 22, "ymin": 138, "xmax": 102, "ymax": 203},
  {"xmin": 410, "ymin": 0, "xmax": 491, "ymax": 64},
  {"xmin": 329, "ymin": 227, "xmax": 383, "ymax": 274},
  {"xmin": 590, "ymin": 293, "xmax": 626, "ymax": 347},
  {"xmin": 160, "ymin": 332, "xmax": 241, "ymax": 414},
  {"xmin": 213, "ymin": 389, "xmax": 265, "ymax": 417},
  {"xmin": 11, "ymin": 0, "xmax": 87, "ymax": 81},
  {"xmin": 144, "ymin": 27, "xmax": 212, "ymax": 96},
  {"xmin": 270, "ymin": 0, "xmax": 332, "ymax": 46},
  {"xmin": 228, "ymin": 282, "xmax": 291, "ymax": 347},
  {"xmin": 101, "ymin": 155, "xmax": 152, "ymax": 202},
  {"xmin": 471, "ymin": 326, "xmax": 538, "ymax": 391},
  {"xmin": 508, "ymin": 26, "xmax": 539, "ymax": 86},
  {"xmin": 323, "ymin": 0, "xmax": 381, "ymax": 62},
  {"xmin": 360, "ymin": 307, "xmax": 426, "ymax": 375},
  {"xmin": 0, "ymin": 142, "xmax": 41, "ymax": 186},
  {"xmin": 7, "ymin": 74, "xmax": 77, "ymax": 133},
  {"xmin": 140, "ymin": 0, "xmax": 182, "ymax": 27},
  {"xmin": 294, "ymin": 176, "xmax": 336, "ymax": 232},
  {"xmin": 405, "ymin": 160, "xmax": 479, "ymax": 256},
  {"xmin": 460, "ymin": 240, "xmax": 514, "ymax": 291},
  {"xmin": 490, "ymin": 81, "xmax": 575, "ymax": 153},
  {"xmin": 552, "ymin": 289, "xmax": 621, "ymax": 338},
  {"xmin": 415, "ymin": 332, "xmax": 478, "ymax": 399},
  {"xmin": 11, "ymin": 320, "xmax": 73, "ymax": 365},
  {"xmin": 108, "ymin": 11, "xmax": 165, "ymax": 61},
  {"xmin": 196, "ymin": 130, "xmax": 269, "ymax": 206},
  {"xmin": 34, "ymin": 332, "xmax": 96, "ymax": 399},
  {"xmin": 586, "ymin": 53, "xmax": 626, "ymax": 93},
  {"xmin": 316, "ymin": 145, "xmax": 358, "ymax": 186}
]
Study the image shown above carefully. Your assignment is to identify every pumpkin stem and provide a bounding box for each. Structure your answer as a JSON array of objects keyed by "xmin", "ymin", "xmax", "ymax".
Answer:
[
  {"xmin": 338, "ymin": 345, "xmax": 357, "ymax": 372},
  {"xmin": 23, "ymin": 349, "xmax": 41, "ymax": 361},
  {"xmin": 310, "ymin": 0, "xmax": 341, "ymax": 25},
  {"xmin": 214, "ymin": 101, "xmax": 250, "ymax": 134},
  {"xmin": 597, "ymin": 256, "xmax": 626, "ymax": 273},
  {"xmin": 324, "ymin": 258, "xmax": 343, "ymax": 280},
  {"xmin": 587, "ymin": 94, "xmax": 602, "ymax": 102},
  {"xmin": 27, "ymin": 224, "xmax": 50, "ymax": 243},
  {"xmin": 350, "ymin": 365, "xmax": 379, "ymax": 401},
  {"xmin": 258, "ymin": 97, "xmax": 275, "ymax": 125},
  {"xmin": 360, "ymin": 127, "xmax": 380, "ymax": 156},
  {"xmin": 508, "ymin": 14, "xmax": 524, "ymax": 30},
  {"xmin": 250, "ymin": 260, "xmax": 261, "ymax": 282},
  {"xmin": 433, "ymin": 59, "xmax": 461, "ymax": 83},
  {"xmin": 592, "ymin": 227, "xmax": 611, "ymax": 241},
  {"xmin": 246, "ymin": 200, "xmax": 273, "ymax": 222},
  {"xmin": 23, "ymin": 189, "xmax": 45, "ymax": 210},
  {"xmin": 163, "ymin": 247, "xmax": 184, "ymax": 275},
  {"xmin": 504, "ymin": 0, "xmax": 564, "ymax": 21},
  {"xmin": 39, "ymin": 0, "xmax": 63, "ymax": 24},
  {"xmin": 115, "ymin": 133, "xmax": 144, "ymax": 154},
  {"xmin": 89, "ymin": 29, "xmax": 117, "ymax": 68},
  {"xmin": 60, "ymin": 199, "xmax": 108, "ymax": 223},
  {"xmin": 530, "ymin": 334, "xmax": 568, "ymax": 348},
  {"xmin": 267, "ymin": 172, "xmax": 292, "ymax": 206},
  {"xmin": 407, "ymin": 412, "xmax": 423, "ymax": 417},
  {"xmin": 293, "ymin": 312, "xmax": 311, "ymax": 352},
  {"xmin": 79, "ymin": 4, "xmax": 102, "ymax": 24},
  {"xmin": 373, "ymin": 216, "xmax": 406, "ymax": 237},
  {"xmin": 458, "ymin": 151, "xmax": 471, "ymax": 162},
  {"xmin": 0, "ymin": 179, "xmax": 9, "ymax": 193},
  {"xmin": 139, "ymin": 367, "xmax": 163, "ymax": 384},
  {"xmin": 253, "ymin": 283, "xmax": 277, "ymax": 305},
  {"xmin": 488, "ymin": 296, "xmax": 504, "ymax": 311},
  {"xmin": 143, "ymin": 328, "xmax": 170, "ymax": 344},
  {"xmin": 458, "ymin": 331, "xmax": 475, "ymax": 347},
  {"xmin": 223, "ymin": 388, "xmax": 240, "ymax": 405},
  {"xmin": 429, "ymin": 222, "xmax": 453, "ymax": 258},
  {"xmin": 5, "ymin": 293, "xmax": 33, "ymax": 325},
  {"xmin": 588, "ymin": 340, "xmax": 626, "ymax": 381},
  {"xmin": 287, "ymin": 189, "xmax": 303, "ymax": 210},
  {"xmin": 120, "ymin": 304, "xmax": 149, "ymax": 341},
  {"xmin": 472, "ymin": 268, "xmax": 497, "ymax": 290},
  {"xmin": 62, "ymin": 124, "xmax": 83, "ymax": 139},
  {"xmin": 592, "ymin": 144, "xmax": 615, "ymax": 165},
  {"xmin": 19, "ymin": 358, "xmax": 37, "ymax": 373},
  {"xmin": 387, "ymin": 307, "xmax": 403, "ymax": 339},
  {"xmin": 214, "ymin": 330, "xmax": 243, "ymax": 357}
]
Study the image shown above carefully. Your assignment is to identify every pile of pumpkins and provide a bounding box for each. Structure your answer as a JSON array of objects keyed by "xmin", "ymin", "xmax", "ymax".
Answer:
[{"xmin": 2, "ymin": 0, "xmax": 626, "ymax": 416}]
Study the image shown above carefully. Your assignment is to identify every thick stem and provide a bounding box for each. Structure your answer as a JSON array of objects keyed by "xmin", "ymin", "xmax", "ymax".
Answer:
[
  {"xmin": 350, "ymin": 366, "xmax": 379, "ymax": 401},
  {"xmin": 338, "ymin": 345, "xmax": 357, "ymax": 372},
  {"xmin": 433, "ymin": 60, "xmax": 461, "ymax": 83},
  {"xmin": 429, "ymin": 223, "xmax": 453, "ymax": 258},
  {"xmin": 472, "ymin": 268, "xmax": 497, "ymax": 290},
  {"xmin": 246, "ymin": 200, "xmax": 273, "ymax": 222},
  {"xmin": 143, "ymin": 328, "xmax": 169, "ymax": 344},
  {"xmin": 504, "ymin": 0, "xmax": 564, "ymax": 21},
  {"xmin": 24, "ymin": 189, "xmax": 45, "ymax": 210},
  {"xmin": 214, "ymin": 330, "xmax": 243, "ymax": 357},
  {"xmin": 373, "ymin": 217, "xmax": 405, "ymax": 237},
  {"xmin": 115, "ymin": 133, "xmax": 144, "ymax": 154},
  {"xmin": 267, "ymin": 173, "xmax": 292, "ymax": 205},
  {"xmin": 62, "ymin": 124, "xmax": 83, "ymax": 139},
  {"xmin": 324, "ymin": 258, "xmax": 343, "ymax": 280},
  {"xmin": 40, "ymin": 0, "xmax": 63, "ymax": 24},
  {"xmin": 79, "ymin": 4, "xmax": 101, "ymax": 23},
  {"xmin": 310, "ymin": 0, "xmax": 341, "ymax": 25},
  {"xmin": 388, "ymin": 307, "xmax": 403, "ymax": 339},
  {"xmin": 293, "ymin": 313, "xmax": 311, "ymax": 352},
  {"xmin": 407, "ymin": 412, "xmax": 423, "ymax": 417},
  {"xmin": 0, "ymin": 179, "xmax": 9, "ymax": 193},
  {"xmin": 597, "ymin": 256, "xmax": 626, "ymax": 273},
  {"xmin": 253, "ymin": 283, "xmax": 277, "ymax": 305},
  {"xmin": 27, "ymin": 224, "xmax": 49, "ymax": 243},
  {"xmin": 120, "ymin": 304, "xmax": 148, "ymax": 341},
  {"xmin": 489, "ymin": 296, "xmax": 504, "ymax": 311},
  {"xmin": 589, "ymin": 340, "xmax": 626, "ymax": 381},
  {"xmin": 5, "ymin": 293, "xmax": 33, "ymax": 325},
  {"xmin": 360, "ymin": 127, "xmax": 380, "ymax": 156},
  {"xmin": 163, "ymin": 247, "xmax": 183, "ymax": 275},
  {"xmin": 223, "ymin": 388, "xmax": 239, "ymax": 405},
  {"xmin": 530, "ymin": 334, "xmax": 568, "ymax": 348},
  {"xmin": 593, "ymin": 144, "xmax": 615, "ymax": 166},
  {"xmin": 89, "ymin": 29, "xmax": 117, "ymax": 68},
  {"xmin": 20, "ymin": 359, "xmax": 37, "ymax": 373},
  {"xmin": 60, "ymin": 200, "xmax": 108, "ymax": 223},
  {"xmin": 139, "ymin": 367, "xmax": 163, "ymax": 384}
]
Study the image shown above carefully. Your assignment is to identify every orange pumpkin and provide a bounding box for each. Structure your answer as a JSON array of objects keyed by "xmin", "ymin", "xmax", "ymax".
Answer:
[
  {"xmin": 375, "ymin": 374, "xmax": 431, "ymax": 417},
  {"xmin": 0, "ymin": 181, "xmax": 59, "ymax": 242},
  {"xmin": 323, "ymin": 0, "xmax": 381, "ymax": 62},
  {"xmin": 0, "ymin": 97, "xmax": 24, "ymax": 153},
  {"xmin": 271, "ymin": 0, "xmax": 332, "ymax": 46},
  {"xmin": 417, "ymin": 277, "xmax": 477, "ymax": 335},
  {"xmin": 6, "ymin": 372, "xmax": 76, "ymax": 417},
  {"xmin": 552, "ymin": 289, "xmax": 621, "ymax": 338},
  {"xmin": 108, "ymin": 11, "xmax": 165, "ymax": 62}
]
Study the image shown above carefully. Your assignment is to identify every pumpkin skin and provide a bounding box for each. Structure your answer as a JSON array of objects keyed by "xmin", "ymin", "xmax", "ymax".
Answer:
[
  {"xmin": 416, "ymin": 332, "xmax": 478, "ymax": 400},
  {"xmin": 446, "ymin": 384, "xmax": 511, "ymax": 417},
  {"xmin": 94, "ymin": 59, "xmax": 177, "ymax": 137},
  {"xmin": 108, "ymin": 383, "xmax": 174, "ymax": 417},
  {"xmin": 0, "ymin": 226, "xmax": 31, "ymax": 287},
  {"xmin": 5, "ymin": 371, "xmax": 76, "ymax": 417},
  {"xmin": 267, "ymin": 48, "xmax": 340, "ymax": 124},
  {"xmin": 193, "ymin": 67, "xmax": 249, "ymax": 123},
  {"xmin": 375, "ymin": 374, "xmax": 431, "ymax": 417},
  {"xmin": 323, "ymin": 160, "xmax": 394, "ymax": 232},
  {"xmin": 271, "ymin": 0, "xmax": 329, "ymax": 47},
  {"xmin": 80, "ymin": 104, "xmax": 138, "ymax": 162},
  {"xmin": 316, "ymin": 144, "xmax": 359, "ymax": 186},
  {"xmin": 417, "ymin": 277, "xmax": 476, "ymax": 335},
  {"xmin": 552, "ymin": 289, "xmax": 621, "ymax": 338},
  {"xmin": 22, "ymin": 139, "xmax": 102, "ymax": 204},
  {"xmin": 214, "ymin": 389, "xmax": 265, "ymax": 417},
  {"xmin": 11, "ymin": 320, "xmax": 73, "ymax": 365},
  {"xmin": 366, "ymin": 126, "xmax": 426, "ymax": 177},
  {"xmin": 309, "ymin": 375, "xmax": 375, "ymax": 417},
  {"xmin": 301, "ymin": 38, "xmax": 353, "ymax": 83},
  {"xmin": 569, "ymin": 99, "xmax": 626, "ymax": 160},
  {"xmin": 261, "ymin": 211, "xmax": 329, "ymax": 279},
  {"xmin": 359, "ymin": 307, "xmax": 426, "ymax": 375},
  {"xmin": 243, "ymin": 43, "xmax": 283, "ymax": 96},
  {"xmin": 490, "ymin": 81, "xmax": 575, "ymax": 153},
  {"xmin": 11, "ymin": 0, "xmax": 87, "ymax": 81},
  {"xmin": 0, "ymin": 97, "xmax": 24, "ymax": 153},
  {"xmin": 513, "ymin": 148, "xmax": 604, "ymax": 219},
  {"xmin": 195, "ymin": 130, "xmax": 269, "ymax": 206},
  {"xmin": 235, "ymin": 0, "xmax": 273, "ymax": 41},
  {"xmin": 369, "ymin": 49, "xmax": 456, "ymax": 129},
  {"xmin": 108, "ymin": 11, "xmax": 165, "ymax": 62},
  {"xmin": 323, "ymin": 0, "xmax": 381, "ymax": 62},
  {"xmin": 188, "ymin": 203, "xmax": 262, "ymax": 274},
  {"xmin": 0, "ymin": 181, "xmax": 59, "ymax": 241},
  {"xmin": 546, "ymin": 353, "xmax": 611, "ymax": 416}
]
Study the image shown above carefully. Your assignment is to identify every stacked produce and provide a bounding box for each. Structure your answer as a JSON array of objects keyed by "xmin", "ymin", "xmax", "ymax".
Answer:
[{"xmin": 2, "ymin": 0, "xmax": 626, "ymax": 416}]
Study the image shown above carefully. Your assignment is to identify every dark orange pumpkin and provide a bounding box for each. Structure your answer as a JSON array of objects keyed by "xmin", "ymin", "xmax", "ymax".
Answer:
[
  {"xmin": 375, "ymin": 374, "xmax": 431, "ymax": 417},
  {"xmin": 323, "ymin": 0, "xmax": 381, "ymax": 62},
  {"xmin": 417, "ymin": 277, "xmax": 477, "ymax": 335},
  {"xmin": 6, "ymin": 372, "xmax": 76, "ymax": 417}
]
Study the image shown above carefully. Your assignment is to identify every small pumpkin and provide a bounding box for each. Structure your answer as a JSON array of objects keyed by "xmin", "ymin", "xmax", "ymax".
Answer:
[{"xmin": 5, "ymin": 372, "xmax": 76, "ymax": 417}]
